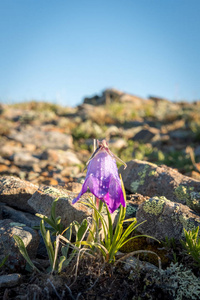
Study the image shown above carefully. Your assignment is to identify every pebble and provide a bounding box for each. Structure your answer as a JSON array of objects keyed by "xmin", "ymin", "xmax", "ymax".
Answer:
[{"xmin": 0, "ymin": 273, "xmax": 21, "ymax": 288}]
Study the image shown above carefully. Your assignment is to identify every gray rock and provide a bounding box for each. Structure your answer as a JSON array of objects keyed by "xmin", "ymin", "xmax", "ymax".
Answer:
[
  {"xmin": 105, "ymin": 125, "xmax": 121, "ymax": 138},
  {"xmin": 13, "ymin": 152, "xmax": 40, "ymax": 167},
  {"xmin": 28, "ymin": 185, "xmax": 118, "ymax": 238},
  {"xmin": 8, "ymin": 126, "xmax": 73, "ymax": 150},
  {"xmin": 119, "ymin": 160, "xmax": 200, "ymax": 208},
  {"xmin": 0, "ymin": 144, "xmax": 23, "ymax": 158},
  {"xmin": 0, "ymin": 176, "xmax": 38, "ymax": 213},
  {"xmin": 0, "ymin": 205, "xmax": 40, "ymax": 227},
  {"xmin": 109, "ymin": 138, "xmax": 127, "ymax": 149},
  {"xmin": 41, "ymin": 149, "xmax": 81, "ymax": 165},
  {"xmin": 0, "ymin": 219, "xmax": 39, "ymax": 269},
  {"xmin": 132, "ymin": 127, "xmax": 160, "ymax": 142},
  {"xmin": 123, "ymin": 256, "xmax": 157, "ymax": 272},
  {"xmin": 169, "ymin": 130, "xmax": 191, "ymax": 139},
  {"xmin": 136, "ymin": 196, "xmax": 200, "ymax": 241},
  {"xmin": 28, "ymin": 185, "xmax": 92, "ymax": 228},
  {"xmin": 0, "ymin": 273, "xmax": 21, "ymax": 288}
]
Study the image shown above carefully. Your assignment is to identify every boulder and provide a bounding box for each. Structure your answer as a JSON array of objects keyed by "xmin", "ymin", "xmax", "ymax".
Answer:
[
  {"xmin": 0, "ymin": 204, "xmax": 40, "ymax": 228},
  {"xmin": 28, "ymin": 185, "xmax": 92, "ymax": 228},
  {"xmin": 119, "ymin": 159, "xmax": 200, "ymax": 213},
  {"xmin": 136, "ymin": 196, "xmax": 200, "ymax": 241},
  {"xmin": 0, "ymin": 176, "xmax": 38, "ymax": 213},
  {"xmin": 0, "ymin": 219, "xmax": 39, "ymax": 270}
]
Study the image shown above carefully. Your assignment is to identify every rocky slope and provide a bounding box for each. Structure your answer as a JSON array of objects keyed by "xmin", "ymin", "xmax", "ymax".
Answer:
[{"xmin": 0, "ymin": 95, "xmax": 200, "ymax": 299}]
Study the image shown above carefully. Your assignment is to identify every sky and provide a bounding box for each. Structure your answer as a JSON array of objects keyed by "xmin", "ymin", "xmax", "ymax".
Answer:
[{"xmin": 0, "ymin": 0, "xmax": 200, "ymax": 107}]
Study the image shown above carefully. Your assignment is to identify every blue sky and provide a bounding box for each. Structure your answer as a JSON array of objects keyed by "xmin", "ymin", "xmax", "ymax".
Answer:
[{"xmin": 0, "ymin": 0, "xmax": 200, "ymax": 106}]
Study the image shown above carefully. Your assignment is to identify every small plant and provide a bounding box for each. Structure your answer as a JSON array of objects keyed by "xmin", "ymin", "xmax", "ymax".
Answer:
[
  {"xmin": 72, "ymin": 139, "xmax": 158, "ymax": 263},
  {"xmin": 13, "ymin": 198, "xmax": 91, "ymax": 274},
  {"xmin": 35, "ymin": 197, "xmax": 64, "ymax": 235},
  {"xmin": 81, "ymin": 181, "xmax": 156, "ymax": 263},
  {"xmin": 181, "ymin": 226, "xmax": 200, "ymax": 266}
]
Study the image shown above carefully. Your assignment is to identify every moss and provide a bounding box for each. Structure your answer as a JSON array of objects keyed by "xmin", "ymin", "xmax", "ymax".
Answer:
[
  {"xmin": 174, "ymin": 185, "xmax": 200, "ymax": 213},
  {"xmin": 174, "ymin": 185, "xmax": 190, "ymax": 204},
  {"xmin": 186, "ymin": 192, "xmax": 200, "ymax": 214},
  {"xmin": 138, "ymin": 164, "xmax": 149, "ymax": 179},
  {"xmin": 125, "ymin": 204, "xmax": 137, "ymax": 217},
  {"xmin": 120, "ymin": 236, "xmax": 169, "ymax": 267},
  {"xmin": 148, "ymin": 170, "xmax": 158, "ymax": 176},
  {"xmin": 130, "ymin": 165, "xmax": 149, "ymax": 193},
  {"xmin": 143, "ymin": 196, "xmax": 167, "ymax": 216},
  {"xmin": 42, "ymin": 186, "xmax": 67, "ymax": 198},
  {"xmin": 178, "ymin": 214, "xmax": 200, "ymax": 237},
  {"xmin": 130, "ymin": 180, "xmax": 141, "ymax": 193}
]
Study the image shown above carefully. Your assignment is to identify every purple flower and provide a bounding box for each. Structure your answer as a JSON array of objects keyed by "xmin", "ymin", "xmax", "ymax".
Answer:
[{"xmin": 72, "ymin": 140, "xmax": 126, "ymax": 213}]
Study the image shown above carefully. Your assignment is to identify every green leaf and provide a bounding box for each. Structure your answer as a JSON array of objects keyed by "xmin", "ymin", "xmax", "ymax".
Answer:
[
  {"xmin": 0, "ymin": 255, "xmax": 8, "ymax": 268},
  {"xmin": 40, "ymin": 220, "xmax": 55, "ymax": 269},
  {"xmin": 102, "ymin": 205, "xmax": 112, "ymax": 249},
  {"xmin": 13, "ymin": 235, "xmax": 40, "ymax": 272},
  {"xmin": 77, "ymin": 219, "xmax": 88, "ymax": 242},
  {"xmin": 50, "ymin": 198, "xmax": 60, "ymax": 222},
  {"xmin": 58, "ymin": 256, "xmax": 66, "ymax": 273}
]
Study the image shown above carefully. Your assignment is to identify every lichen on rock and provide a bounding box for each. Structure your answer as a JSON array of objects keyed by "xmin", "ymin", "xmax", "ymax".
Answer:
[
  {"xmin": 143, "ymin": 196, "xmax": 167, "ymax": 216},
  {"xmin": 178, "ymin": 213, "xmax": 200, "ymax": 235},
  {"xmin": 130, "ymin": 164, "xmax": 149, "ymax": 193},
  {"xmin": 174, "ymin": 185, "xmax": 191, "ymax": 204},
  {"xmin": 186, "ymin": 191, "xmax": 200, "ymax": 214},
  {"xmin": 144, "ymin": 263, "xmax": 200, "ymax": 300}
]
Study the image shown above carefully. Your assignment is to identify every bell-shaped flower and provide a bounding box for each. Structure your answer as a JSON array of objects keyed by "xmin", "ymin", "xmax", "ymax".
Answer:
[{"xmin": 72, "ymin": 141, "xmax": 126, "ymax": 213}]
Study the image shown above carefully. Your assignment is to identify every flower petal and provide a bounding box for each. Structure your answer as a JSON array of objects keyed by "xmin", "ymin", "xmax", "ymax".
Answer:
[
  {"xmin": 103, "ymin": 175, "xmax": 126, "ymax": 213},
  {"xmin": 72, "ymin": 175, "xmax": 98, "ymax": 204},
  {"xmin": 72, "ymin": 148, "xmax": 126, "ymax": 213}
]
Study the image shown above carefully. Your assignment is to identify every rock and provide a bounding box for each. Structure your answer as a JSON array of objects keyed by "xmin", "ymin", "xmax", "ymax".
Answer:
[
  {"xmin": 105, "ymin": 125, "xmax": 121, "ymax": 138},
  {"xmin": 28, "ymin": 185, "xmax": 118, "ymax": 238},
  {"xmin": 136, "ymin": 196, "xmax": 200, "ymax": 241},
  {"xmin": 0, "ymin": 219, "xmax": 39, "ymax": 269},
  {"xmin": 123, "ymin": 256, "xmax": 157, "ymax": 272},
  {"xmin": 8, "ymin": 126, "xmax": 73, "ymax": 150},
  {"xmin": 161, "ymin": 119, "xmax": 185, "ymax": 133},
  {"xmin": 0, "ymin": 205, "xmax": 40, "ymax": 227},
  {"xmin": 119, "ymin": 160, "xmax": 200, "ymax": 213},
  {"xmin": 60, "ymin": 166, "xmax": 81, "ymax": 177},
  {"xmin": 0, "ymin": 143, "xmax": 23, "ymax": 158},
  {"xmin": 169, "ymin": 130, "xmax": 192, "ymax": 140},
  {"xmin": 64, "ymin": 182, "xmax": 83, "ymax": 193},
  {"xmin": 0, "ymin": 176, "xmax": 38, "ymax": 213},
  {"xmin": 109, "ymin": 138, "xmax": 128, "ymax": 149},
  {"xmin": 28, "ymin": 186, "xmax": 92, "ymax": 228},
  {"xmin": 41, "ymin": 149, "xmax": 81, "ymax": 165},
  {"xmin": 132, "ymin": 127, "xmax": 160, "ymax": 142},
  {"xmin": 186, "ymin": 192, "xmax": 200, "ymax": 214},
  {"xmin": 0, "ymin": 164, "xmax": 9, "ymax": 173},
  {"xmin": 0, "ymin": 273, "xmax": 21, "ymax": 288},
  {"xmin": 13, "ymin": 152, "xmax": 40, "ymax": 167}
]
